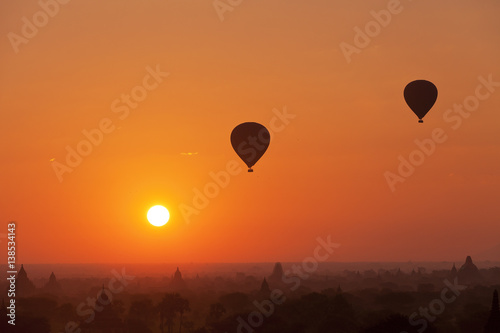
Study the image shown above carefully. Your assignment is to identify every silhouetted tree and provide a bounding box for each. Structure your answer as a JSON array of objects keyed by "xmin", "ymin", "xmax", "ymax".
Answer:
[
  {"xmin": 206, "ymin": 303, "xmax": 226, "ymax": 332},
  {"xmin": 182, "ymin": 319, "xmax": 195, "ymax": 333},
  {"xmin": 178, "ymin": 297, "xmax": 190, "ymax": 333},
  {"xmin": 159, "ymin": 294, "xmax": 176, "ymax": 333},
  {"xmin": 129, "ymin": 298, "xmax": 155, "ymax": 321},
  {"xmin": 209, "ymin": 303, "xmax": 226, "ymax": 322},
  {"xmin": 126, "ymin": 298, "xmax": 155, "ymax": 333},
  {"xmin": 158, "ymin": 293, "xmax": 190, "ymax": 333}
]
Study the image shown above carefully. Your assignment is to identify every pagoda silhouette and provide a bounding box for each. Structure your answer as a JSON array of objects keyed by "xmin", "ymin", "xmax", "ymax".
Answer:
[
  {"xmin": 43, "ymin": 272, "xmax": 63, "ymax": 294},
  {"xmin": 484, "ymin": 289, "xmax": 500, "ymax": 333},
  {"xmin": 448, "ymin": 263, "xmax": 458, "ymax": 280},
  {"xmin": 16, "ymin": 264, "xmax": 36, "ymax": 297},
  {"xmin": 268, "ymin": 262, "xmax": 284, "ymax": 283},
  {"xmin": 260, "ymin": 277, "xmax": 270, "ymax": 293},
  {"xmin": 458, "ymin": 256, "xmax": 482, "ymax": 284},
  {"xmin": 170, "ymin": 267, "xmax": 186, "ymax": 289}
]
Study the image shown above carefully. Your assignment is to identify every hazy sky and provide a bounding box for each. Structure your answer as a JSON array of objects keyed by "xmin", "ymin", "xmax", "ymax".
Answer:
[{"xmin": 1, "ymin": 0, "xmax": 499, "ymax": 264}]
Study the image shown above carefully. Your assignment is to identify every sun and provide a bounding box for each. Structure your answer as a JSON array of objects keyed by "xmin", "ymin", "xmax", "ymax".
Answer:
[{"xmin": 147, "ymin": 205, "xmax": 170, "ymax": 227}]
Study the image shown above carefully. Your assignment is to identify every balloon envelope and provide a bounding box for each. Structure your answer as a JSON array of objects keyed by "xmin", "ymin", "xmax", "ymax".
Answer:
[
  {"xmin": 404, "ymin": 80, "xmax": 438, "ymax": 123},
  {"xmin": 230, "ymin": 122, "xmax": 270, "ymax": 172}
]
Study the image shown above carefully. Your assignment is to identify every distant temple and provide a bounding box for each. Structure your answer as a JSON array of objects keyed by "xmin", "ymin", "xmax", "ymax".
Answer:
[
  {"xmin": 449, "ymin": 263, "xmax": 458, "ymax": 279},
  {"xmin": 260, "ymin": 278, "xmax": 270, "ymax": 294},
  {"xmin": 16, "ymin": 264, "xmax": 36, "ymax": 297},
  {"xmin": 269, "ymin": 262, "xmax": 284, "ymax": 282},
  {"xmin": 81, "ymin": 285, "xmax": 123, "ymax": 332},
  {"xmin": 170, "ymin": 267, "xmax": 186, "ymax": 289},
  {"xmin": 43, "ymin": 272, "xmax": 63, "ymax": 294},
  {"xmin": 484, "ymin": 290, "xmax": 500, "ymax": 332},
  {"xmin": 458, "ymin": 256, "xmax": 481, "ymax": 284}
]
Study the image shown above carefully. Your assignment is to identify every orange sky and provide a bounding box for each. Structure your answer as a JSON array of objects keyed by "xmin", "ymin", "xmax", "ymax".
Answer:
[{"xmin": 1, "ymin": 0, "xmax": 499, "ymax": 264}]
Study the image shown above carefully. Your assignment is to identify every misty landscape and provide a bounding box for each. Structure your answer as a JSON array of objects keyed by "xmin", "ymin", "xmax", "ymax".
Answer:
[{"xmin": 2, "ymin": 256, "xmax": 500, "ymax": 332}]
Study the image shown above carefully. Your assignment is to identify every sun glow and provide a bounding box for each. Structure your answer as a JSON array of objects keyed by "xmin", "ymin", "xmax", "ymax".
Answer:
[{"xmin": 147, "ymin": 205, "xmax": 170, "ymax": 227}]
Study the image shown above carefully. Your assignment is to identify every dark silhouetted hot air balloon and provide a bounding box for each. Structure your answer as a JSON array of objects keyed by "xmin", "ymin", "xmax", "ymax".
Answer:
[
  {"xmin": 231, "ymin": 122, "xmax": 270, "ymax": 172},
  {"xmin": 404, "ymin": 80, "xmax": 438, "ymax": 123}
]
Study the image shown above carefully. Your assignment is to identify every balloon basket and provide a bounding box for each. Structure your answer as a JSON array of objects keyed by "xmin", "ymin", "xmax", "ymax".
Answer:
[
  {"xmin": 248, "ymin": 168, "xmax": 253, "ymax": 173},
  {"xmin": 418, "ymin": 120, "xmax": 423, "ymax": 123}
]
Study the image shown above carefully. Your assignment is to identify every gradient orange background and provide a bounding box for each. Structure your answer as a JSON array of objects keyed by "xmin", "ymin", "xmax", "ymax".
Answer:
[{"xmin": 1, "ymin": 0, "xmax": 499, "ymax": 264}]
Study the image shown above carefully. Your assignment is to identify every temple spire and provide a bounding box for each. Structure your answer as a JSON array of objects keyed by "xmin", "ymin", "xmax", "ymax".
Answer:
[{"xmin": 485, "ymin": 290, "xmax": 500, "ymax": 332}]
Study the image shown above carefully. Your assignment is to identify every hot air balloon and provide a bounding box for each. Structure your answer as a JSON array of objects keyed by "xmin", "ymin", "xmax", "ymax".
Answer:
[
  {"xmin": 230, "ymin": 122, "xmax": 270, "ymax": 172},
  {"xmin": 404, "ymin": 80, "xmax": 438, "ymax": 123}
]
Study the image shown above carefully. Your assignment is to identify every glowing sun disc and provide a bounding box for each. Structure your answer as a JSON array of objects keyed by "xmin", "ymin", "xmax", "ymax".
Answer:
[{"xmin": 147, "ymin": 205, "xmax": 170, "ymax": 227}]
